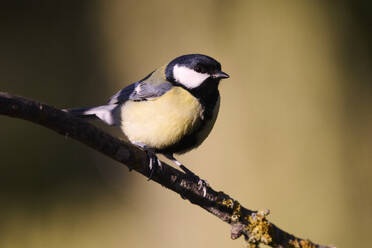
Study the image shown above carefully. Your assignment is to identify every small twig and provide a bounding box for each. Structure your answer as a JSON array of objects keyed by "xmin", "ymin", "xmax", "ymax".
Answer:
[{"xmin": 0, "ymin": 91, "xmax": 333, "ymax": 248}]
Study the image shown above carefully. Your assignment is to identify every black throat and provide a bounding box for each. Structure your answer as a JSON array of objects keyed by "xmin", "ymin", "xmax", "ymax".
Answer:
[{"xmin": 188, "ymin": 78, "xmax": 220, "ymax": 119}]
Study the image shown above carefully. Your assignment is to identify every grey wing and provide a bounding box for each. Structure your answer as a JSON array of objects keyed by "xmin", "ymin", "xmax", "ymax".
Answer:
[
  {"xmin": 129, "ymin": 81, "xmax": 173, "ymax": 101},
  {"xmin": 107, "ymin": 82, "xmax": 137, "ymax": 104},
  {"xmin": 108, "ymin": 79, "xmax": 172, "ymax": 104}
]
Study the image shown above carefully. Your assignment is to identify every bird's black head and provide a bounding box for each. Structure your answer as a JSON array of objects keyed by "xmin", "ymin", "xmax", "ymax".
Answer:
[{"xmin": 165, "ymin": 54, "xmax": 229, "ymax": 90}]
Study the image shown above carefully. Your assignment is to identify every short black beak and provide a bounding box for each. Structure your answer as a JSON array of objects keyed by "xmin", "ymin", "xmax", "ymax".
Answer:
[{"xmin": 213, "ymin": 71, "xmax": 230, "ymax": 79}]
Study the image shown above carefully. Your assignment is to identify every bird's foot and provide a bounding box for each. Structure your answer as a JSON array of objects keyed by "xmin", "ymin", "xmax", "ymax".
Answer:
[
  {"xmin": 163, "ymin": 153, "xmax": 209, "ymax": 197},
  {"xmin": 181, "ymin": 167, "xmax": 209, "ymax": 197},
  {"xmin": 146, "ymin": 150, "xmax": 162, "ymax": 180}
]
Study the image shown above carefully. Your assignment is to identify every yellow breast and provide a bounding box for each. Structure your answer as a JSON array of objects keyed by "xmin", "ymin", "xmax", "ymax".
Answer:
[{"xmin": 119, "ymin": 87, "xmax": 203, "ymax": 149}]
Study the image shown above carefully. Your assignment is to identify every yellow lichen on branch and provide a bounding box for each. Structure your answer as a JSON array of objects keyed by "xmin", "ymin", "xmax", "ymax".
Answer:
[
  {"xmin": 289, "ymin": 239, "xmax": 317, "ymax": 248},
  {"xmin": 245, "ymin": 210, "xmax": 272, "ymax": 248}
]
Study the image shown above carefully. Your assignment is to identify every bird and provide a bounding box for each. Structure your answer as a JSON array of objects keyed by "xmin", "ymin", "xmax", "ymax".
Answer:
[{"xmin": 65, "ymin": 54, "xmax": 229, "ymax": 192}]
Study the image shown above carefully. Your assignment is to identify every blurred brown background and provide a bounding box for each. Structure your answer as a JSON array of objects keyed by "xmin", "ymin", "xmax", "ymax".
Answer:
[{"xmin": 1, "ymin": 1, "xmax": 371, "ymax": 247}]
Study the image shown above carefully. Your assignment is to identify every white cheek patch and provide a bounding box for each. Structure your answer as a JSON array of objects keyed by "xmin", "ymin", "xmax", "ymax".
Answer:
[{"xmin": 173, "ymin": 65, "xmax": 210, "ymax": 89}]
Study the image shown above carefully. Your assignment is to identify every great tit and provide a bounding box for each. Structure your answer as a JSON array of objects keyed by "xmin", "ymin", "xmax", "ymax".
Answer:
[{"xmin": 66, "ymin": 54, "xmax": 229, "ymax": 187}]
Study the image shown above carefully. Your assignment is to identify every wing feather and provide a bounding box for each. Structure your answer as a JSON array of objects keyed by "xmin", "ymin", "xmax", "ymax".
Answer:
[{"xmin": 107, "ymin": 67, "xmax": 172, "ymax": 104}]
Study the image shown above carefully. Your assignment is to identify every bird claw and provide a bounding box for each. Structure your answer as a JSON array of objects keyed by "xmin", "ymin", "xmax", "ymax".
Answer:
[
  {"xmin": 163, "ymin": 154, "xmax": 208, "ymax": 197},
  {"xmin": 184, "ymin": 172, "xmax": 209, "ymax": 197},
  {"xmin": 198, "ymin": 178, "xmax": 208, "ymax": 197},
  {"xmin": 147, "ymin": 151, "xmax": 162, "ymax": 180}
]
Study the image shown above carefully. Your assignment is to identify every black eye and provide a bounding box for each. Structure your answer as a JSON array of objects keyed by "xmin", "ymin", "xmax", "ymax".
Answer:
[{"xmin": 195, "ymin": 65, "xmax": 206, "ymax": 73}]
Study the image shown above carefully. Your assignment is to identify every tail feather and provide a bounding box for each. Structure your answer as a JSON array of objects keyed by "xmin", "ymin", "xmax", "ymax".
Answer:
[
  {"xmin": 64, "ymin": 107, "xmax": 99, "ymax": 120},
  {"xmin": 64, "ymin": 105, "xmax": 119, "ymax": 126}
]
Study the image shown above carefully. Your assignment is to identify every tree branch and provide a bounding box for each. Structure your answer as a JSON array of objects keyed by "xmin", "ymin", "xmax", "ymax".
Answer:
[{"xmin": 0, "ymin": 92, "xmax": 333, "ymax": 248}]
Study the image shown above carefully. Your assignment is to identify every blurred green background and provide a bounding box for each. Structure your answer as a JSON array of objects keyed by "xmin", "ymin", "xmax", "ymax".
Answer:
[{"xmin": 1, "ymin": 1, "xmax": 371, "ymax": 247}]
